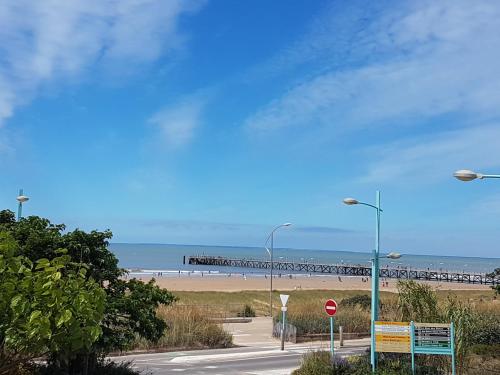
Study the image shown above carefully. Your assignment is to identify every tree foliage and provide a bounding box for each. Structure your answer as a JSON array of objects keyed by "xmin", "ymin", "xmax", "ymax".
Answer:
[
  {"xmin": 0, "ymin": 210, "xmax": 177, "ymax": 374},
  {"xmin": 486, "ymin": 268, "xmax": 500, "ymax": 296},
  {"xmin": 0, "ymin": 232, "xmax": 105, "ymax": 375}
]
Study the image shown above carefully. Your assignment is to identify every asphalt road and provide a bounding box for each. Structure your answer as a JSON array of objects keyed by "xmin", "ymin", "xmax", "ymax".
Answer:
[{"xmin": 110, "ymin": 344, "xmax": 369, "ymax": 375}]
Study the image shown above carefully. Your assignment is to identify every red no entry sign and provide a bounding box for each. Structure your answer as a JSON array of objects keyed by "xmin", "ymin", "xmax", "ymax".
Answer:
[{"xmin": 324, "ymin": 299, "xmax": 338, "ymax": 316}]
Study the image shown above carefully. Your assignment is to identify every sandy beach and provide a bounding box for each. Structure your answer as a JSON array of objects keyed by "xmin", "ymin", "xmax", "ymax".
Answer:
[{"xmin": 131, "ymin": 274, "xmax": 492, "ymax": 292}]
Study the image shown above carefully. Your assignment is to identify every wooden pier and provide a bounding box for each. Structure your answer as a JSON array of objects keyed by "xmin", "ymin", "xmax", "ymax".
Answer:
[{"xmin": 185, "ymin": 255, "xmax": 499, "ymax": 285}]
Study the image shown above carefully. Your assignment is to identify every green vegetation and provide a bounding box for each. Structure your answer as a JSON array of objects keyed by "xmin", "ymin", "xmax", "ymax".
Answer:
[
  {"xmin": 487, "ymin": 268, "xmax": 500, "ymax": 296},
  {"xmin": 132, "ymin": 305, "xmax": 232, "ymax": 350},
  {"xmin": 0, "ymin": 210, "xmax": 176, "ymax": 374},
  {"xmin": 291, "ymin": 279, "xmax": 500, "ymax": 374},
  {"xmin": 0, "ymin": 232, "xmax": 105, "ymax": 375},
  {"xmin": 339, "ymin": 294, "xmax": 371, "ymax": 310}
]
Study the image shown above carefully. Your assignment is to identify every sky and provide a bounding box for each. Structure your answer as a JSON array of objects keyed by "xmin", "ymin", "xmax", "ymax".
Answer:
[{"xmin": 1, "ymin": 0, "xmax": 500, "ymax": 258}]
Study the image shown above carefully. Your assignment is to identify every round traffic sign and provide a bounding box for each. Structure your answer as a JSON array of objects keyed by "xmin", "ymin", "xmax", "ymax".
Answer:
[{"xmin": 324, "ymin": 299, "xmax": 338, "ymax": 316}]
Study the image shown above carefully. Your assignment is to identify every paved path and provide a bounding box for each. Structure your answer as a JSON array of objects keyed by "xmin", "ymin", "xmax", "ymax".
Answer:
[
  {"xmin": 110, "ymin": 344, "xmax": 369, "ymax": 374},
  {"xmin": 111, "ymin": 317, "xmax": 370, "ymax": 374}
]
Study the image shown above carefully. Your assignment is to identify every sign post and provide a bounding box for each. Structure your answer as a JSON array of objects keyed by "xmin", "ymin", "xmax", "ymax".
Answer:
[
  {"xmin": 412, "ymin": 322, "xmax": 455, "ymax": 375},
  {"xmin": 324, "ymin": 299, "xmax": 338, "ymax": 358},
  {"xmin": 280, "ymin": 294, "xmax": 289, "ymax": 351},
  {"xmin": 374, "ymin": 321, "xmax": 455, "ymax": 375}
]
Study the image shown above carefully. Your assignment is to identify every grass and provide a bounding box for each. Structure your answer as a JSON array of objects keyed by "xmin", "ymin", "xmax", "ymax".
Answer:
[
  {"xmin": 131, "ymin": 305, "xmax": 233, "ymax": 351},
  {"xmin": 172, "ymin": 289, "xmax": 496, "ymax": 317}
]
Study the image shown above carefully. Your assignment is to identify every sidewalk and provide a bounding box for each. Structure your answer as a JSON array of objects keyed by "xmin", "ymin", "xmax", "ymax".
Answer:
[{"xmin": 223, "ymin": 316, "xmax": 370, "ymax": 350}]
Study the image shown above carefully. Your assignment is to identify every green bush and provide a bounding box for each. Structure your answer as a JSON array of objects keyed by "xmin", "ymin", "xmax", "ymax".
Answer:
[
  {"xmin": 340, "ymin": 294, "xmax": 371, "ymax": 310},
  {"xmin": 277, "ymin": 304, "xmax": 370, "ymax": 335},
  {"xmin": 473, "ymin": 315, "xmax": 500, "ymax": 345},
  {"xmin": 292, "ymin": 351, "xmax": 351, "ymax": 375},
  {"xmin": 293, "ymin": 352, "xmax": 420, "ymax": 375},
  {"xmin": 133, "ymin": 306, "xmax": 233, "ymax": 350},
  {"xmin": 238, "ymin": 304, "xmax": 256, "ymax": 317},
  {"xmin": 31, "ymin": 360, "xmax": 141, "ymax": 375},
  {"xmin": 470, "ymin": 344, "xmax": 500, "ymax": 357}
]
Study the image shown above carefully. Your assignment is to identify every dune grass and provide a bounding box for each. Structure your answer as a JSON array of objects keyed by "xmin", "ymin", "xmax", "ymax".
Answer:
[{"xmin": 172, "ymin": 289, "xmax": 496, "ymax": 317}]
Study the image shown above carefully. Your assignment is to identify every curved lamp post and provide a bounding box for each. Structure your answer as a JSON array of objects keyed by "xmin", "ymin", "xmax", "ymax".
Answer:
[
  {"xmin": 264, "ymin": 223, "xmax": 292, "ymax": 318},
  {"xmin": 343, "ymin": 191, "xmax": 382, "ymax": 373},
  {"xmin": 16, "ymin": 188, "xmax": 29, "ymax": 221},
  {"xmin": 453, "ymin": 169, "xmax": 500, "ymax": 181}
]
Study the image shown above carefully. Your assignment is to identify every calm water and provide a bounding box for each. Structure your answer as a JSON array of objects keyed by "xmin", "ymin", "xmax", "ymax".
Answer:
[{"xmin": 109, "ymin": 243, "xmax": 499, "ymax": 275}]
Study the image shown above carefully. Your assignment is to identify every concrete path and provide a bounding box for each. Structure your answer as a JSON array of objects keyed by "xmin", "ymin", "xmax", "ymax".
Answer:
[
  {"xmin": 110, "ymin": 343, "xmax": 369, "ymax": 374},
  {"xmin": 223, "ymin": 317, "xmax": 276, "ymax": 346},
  {"xmin": 110, "ymin": 317, "xmax": 370, "ymax": 374}
]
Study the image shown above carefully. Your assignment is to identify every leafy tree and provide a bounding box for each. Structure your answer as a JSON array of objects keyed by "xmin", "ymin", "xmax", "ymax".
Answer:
[
  {"xmin": 486, "ymin": 268, "xmax": 500, "ymax": 296},
  {"xmin": 0, "ymin": 232, "xmax": 105, "ymax": 375},
  {"xmin": 0, "ymin": 210, "xmax": 176, "ymax": 373}
]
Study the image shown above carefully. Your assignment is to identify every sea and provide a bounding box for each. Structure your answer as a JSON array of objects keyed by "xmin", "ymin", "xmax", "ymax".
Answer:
[{"xmin": 109, "ymin": 243, "xmax": 499, "ymax": 277}]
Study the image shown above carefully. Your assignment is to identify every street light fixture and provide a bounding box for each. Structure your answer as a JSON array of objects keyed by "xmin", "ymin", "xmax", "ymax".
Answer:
[
  {"xmin": 16, "ymin": 188, "xmax": 29, "ymax": 221},
  {"xmin": 386, "ymin": 252, "xmax": 401, "ymax": 260},
  {"xmin": 453, "ymin": 169, "xmax": 500, "ymax": 181},
  {"xmin": 343, "ymin": 191, "xmax": 381, "ymax": 373},
  {"xmin": 264, "ymin": 223, "xmax": 292, "ymax": 318}
]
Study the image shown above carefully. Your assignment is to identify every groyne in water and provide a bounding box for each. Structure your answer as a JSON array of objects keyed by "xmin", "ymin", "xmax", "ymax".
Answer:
[{"xmin": 185, "ymin": 255, "xmax": 499, "ymax": 285}]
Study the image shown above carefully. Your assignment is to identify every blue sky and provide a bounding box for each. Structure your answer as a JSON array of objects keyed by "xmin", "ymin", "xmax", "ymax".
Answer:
[{"xmin": 1, "ymin": 0, "xmax": 500, "ymax": 258}]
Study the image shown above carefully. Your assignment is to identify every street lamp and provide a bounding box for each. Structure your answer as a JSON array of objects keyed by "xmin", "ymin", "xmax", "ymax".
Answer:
[
  {"xmin": 343, "ymin": 191, "xmax": 382, "ymax": 373},
  {"xmin": 453, "ymin": 169, "xmax": 500, "ymax": 181},
  {"xmin": 16, "ymin": 188, "xmax": 29, "ymax": 221},
  {"xmin": 265, "ymin": 223, "xmax": 292, "ymax": 318}
]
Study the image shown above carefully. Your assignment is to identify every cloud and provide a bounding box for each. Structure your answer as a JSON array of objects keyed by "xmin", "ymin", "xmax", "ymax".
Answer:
[
  {"xmin": 148, "ymin": 95, "xmax": 206, "ymax": 148},
  {"xmin": 0, "ymin": 0, "xmax": 204, "ymax": 126},
  {"xmin": 244, "ymin": 1, "xmax": 500, "ymax": 133},
  {"xmin": 361, "ymin": 123, "xmax": 500, "ymax": 183}
]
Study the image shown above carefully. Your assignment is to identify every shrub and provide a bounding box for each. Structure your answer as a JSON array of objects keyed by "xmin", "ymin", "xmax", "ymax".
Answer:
[
  {"xmin": 292, "ymin": 351, "xmax": 352, "ymax": 375},
  {"xmin": 278, "ymin": 304, "xmax": 370, "ymax": 335},
  {"xmin": 31, "ymin": 360, "xmax": 141, "ymax": 375},
  {"xmin": 397, "ymin": 280, "xmax": 439, "ymax": 322},
  {"xmin": 470, "ymin": 344, "xmax": 500, "ymax": 357},
  {"xmin": 238, "ymin": 304, "xmax": 256, "ymax": 317},
  {"xmin": 340, "ymin": 294, "xmax": 371, "ymax": 310},
  {"xmin": 473, "ymin": 314, "xmax": 500, "ymax": 345},
  {"xmin": 133, "ymin": 305, "xmax": 232, "ymax": 350}
]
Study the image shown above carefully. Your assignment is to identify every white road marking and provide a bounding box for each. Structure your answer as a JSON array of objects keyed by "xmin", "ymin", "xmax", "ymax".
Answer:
[
  {"xmin": 170, "ymin": 349, "xmax": 283, "ymax": 363},
  {"xmin": 246, "ymin": 368, "xmax": 297, "ymax": 375}
]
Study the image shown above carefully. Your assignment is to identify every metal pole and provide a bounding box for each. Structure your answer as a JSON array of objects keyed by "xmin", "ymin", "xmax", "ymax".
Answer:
[
  {"xmin": 411, "ymin": 323, "xmax": 416, "ymax": 375},
  {"xmin": 17, "ymin": 188, "xmax": 23, "ymax": 221},
  {"xmin": 281, "ymin": 308, "xmax": 286, "ymax": 350},
  {"xmin": 339, "ymin": 325, "xmax": 344, "ymax": 347},
  {"xmin": 451, "ymin": 322, "xmax": 456, "ymax": 375},
  {"xmin": 330, "ymin": 316, "xmax": 335, "ymax": 358},
  {"xmin": 371, "ymin": 190, "xmax": 381, "ymax": 373},
  {"xmin": 270, "ymin": 232, "xmax": 273, "ymax": 318},
  {"xmin": 370, "ymin": 253, "xmax": 376, "ymax": 373}
]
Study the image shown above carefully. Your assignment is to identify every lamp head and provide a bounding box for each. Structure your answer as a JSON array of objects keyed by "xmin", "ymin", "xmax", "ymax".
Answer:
[
  {"xmin": 386, "ymin": 252, "xmax": 402, "ymax": 259},
  {"xmin": 16, "ymin": 195, "xmax": 29, "ymax": 203},
  {"xmin": 282, "ymin": 223, "xmax": 292, "ymax": 227},
  {"xmin": 453, "ymin": 169, "xmax": 480, "ymax": 182},
  {"xmin": 343, "ymin": 197, "xmax": 359, "ymax": 205}
]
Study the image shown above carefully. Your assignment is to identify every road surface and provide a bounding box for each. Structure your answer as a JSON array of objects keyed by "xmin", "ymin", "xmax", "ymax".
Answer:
[{"xmin": 110, "ymin": 343, "xmax": 369, "ymax": 374}]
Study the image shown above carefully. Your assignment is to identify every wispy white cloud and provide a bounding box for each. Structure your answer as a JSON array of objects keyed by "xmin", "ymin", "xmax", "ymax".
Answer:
[
  {"xmin": 148, "ymin": 94, "xmax": 206, "ymax": 148},
  {"xmin": 245, "ymin": 1, "xmax": 500, "ymax": 133},
  {"xmin": 361, "ymin": 123, "xmax": 500, "ymax": 184},
  {"xmin": 0, "ymin": 0, "xmax": 204, "ymax": 126}
]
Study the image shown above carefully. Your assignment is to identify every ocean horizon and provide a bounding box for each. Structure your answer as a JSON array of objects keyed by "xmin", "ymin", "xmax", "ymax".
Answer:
[{"xmin": 109, "ymin": 242, "xmax": 500, "ymax": 275}]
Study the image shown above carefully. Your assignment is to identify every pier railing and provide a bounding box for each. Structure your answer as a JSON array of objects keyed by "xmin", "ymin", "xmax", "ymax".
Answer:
[{"xmin": 185, "ymin": 255, "xmax": 499, "ymax": 285}]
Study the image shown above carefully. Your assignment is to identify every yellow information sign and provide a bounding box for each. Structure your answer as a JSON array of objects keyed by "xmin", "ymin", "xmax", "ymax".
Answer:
[{"xmin": 375, "ymin": 321, "xmax": 411, "ymax": 353}]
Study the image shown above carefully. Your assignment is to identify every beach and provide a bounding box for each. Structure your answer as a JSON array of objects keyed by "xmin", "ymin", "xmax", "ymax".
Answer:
[{"xmin": 131, "ymin": 273, "xmax": 492, "ymax": 292}]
